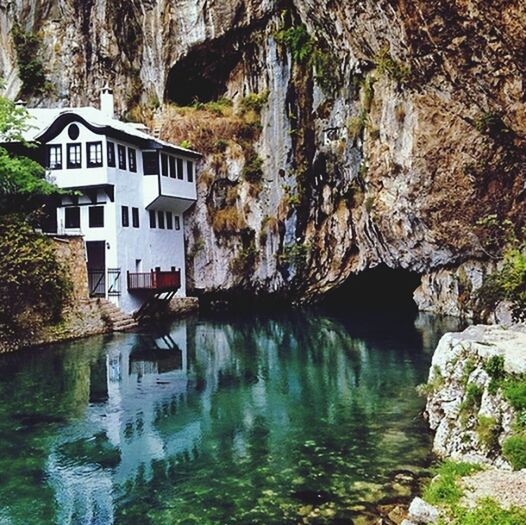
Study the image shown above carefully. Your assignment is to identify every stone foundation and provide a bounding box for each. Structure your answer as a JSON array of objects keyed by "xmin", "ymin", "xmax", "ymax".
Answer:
[{"xmin": 168, "ymin": 297, "xmax": 199, "ymax": 317}]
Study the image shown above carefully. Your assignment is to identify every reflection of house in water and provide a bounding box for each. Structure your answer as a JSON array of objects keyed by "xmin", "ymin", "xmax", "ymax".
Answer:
[{"xmin": 47, "ymin": 324, "xmax": 201, "ymax": 525}]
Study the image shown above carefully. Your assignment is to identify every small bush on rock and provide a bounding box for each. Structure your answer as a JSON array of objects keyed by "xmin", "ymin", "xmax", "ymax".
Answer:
[
  {"xmin": 476, "ymin": 415, "xmax": 500, "ymax": 450},
  {"xmin": 502, "ymin": 434, "xmax": 526, "ymax": 470},
  {"xmin": 503, "ymin": 378, "xmax": 526, "ymax": 413}
]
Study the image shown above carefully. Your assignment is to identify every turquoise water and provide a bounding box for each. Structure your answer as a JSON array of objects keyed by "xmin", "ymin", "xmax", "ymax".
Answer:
[{"xmin": 0, "ymin": 311, "xmax": 461, "ymax": 524}]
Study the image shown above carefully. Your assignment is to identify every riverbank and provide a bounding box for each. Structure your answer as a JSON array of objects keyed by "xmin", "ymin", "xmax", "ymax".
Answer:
[{"xmin": 404, "ymin": 323, "xmax": 526, "ymax": 524}]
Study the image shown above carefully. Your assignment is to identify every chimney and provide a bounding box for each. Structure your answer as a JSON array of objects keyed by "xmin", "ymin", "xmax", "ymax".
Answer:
[{"xmin": 100, "ymin": 84, "xmax": 114, "ymax": 118}]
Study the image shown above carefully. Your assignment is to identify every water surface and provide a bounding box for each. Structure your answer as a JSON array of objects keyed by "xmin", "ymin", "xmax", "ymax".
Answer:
[{"xmin": 0, "ymin": 311, "xmax": 462, "ymax": 524}]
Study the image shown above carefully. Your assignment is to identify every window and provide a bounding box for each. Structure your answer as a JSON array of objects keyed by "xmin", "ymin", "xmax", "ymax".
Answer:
[
  {"xmin": 87, "ymin": 142, "xmax": 103, "ymax": 168},
  {"xmin": 67, "ymin": 143, "xmax": 82, "ymax": 169},
  {"xmin": 166, "ymin": 212, "xmax": 173, "ymax": 230},
  {"xmin": 121, "ymin": 206, "xmax": 129, "ymax": 227},
  {"xmin": 68, "ymin": 124, "xmax": 80, "ymax": 140},
  {"xmin": 132, "ymin": 207, "xmax": 139, "ymax": 228},
  {"xmin": 107, "ymin": 142, "xmax": 116, "ymax": 167},
  {"xmin": 161, "ymin": 154, "xmax": 169, "ymax": 177},
  {"xmin": 187, "ymin": 160, "xmax": 194, "ymax": 182},
  {"xmin": 174, "ymin": 215, "xmax": 181, "ymax": 230},
  {"xmin": 169, "ymin": 157, "xmax": 176, "ymax": 178},
  {"xmin": 149, "ymin": 210, "xmax": 156, "ymax": 228},
  {"xmin": 118, "ymin": 144, "xmax": 127, "ymax": 170},
  {"xmin": 177, "ymin": 158, "xmax": 184, "ymax": 180},
  {"xmin": 89, "ymin": 206, "xmax": 104, "ymax": 228},
  {"xmin": 128, "ymin": 148, "xmax": 137, "ymax": 172},
  {"xmin": 158, "ymin": 210, "xmax": 165, "ymax": 229},
  {"xmin": 47, "ymin": 145, "xmax": 62, "ymax": 170},
  {"xmin": 143, "ymin": 152, "xmax": 159, "ymax": 175},
  {"xmin": 65, "ymin": 207, "xmax": 80, "ymax": 229}
]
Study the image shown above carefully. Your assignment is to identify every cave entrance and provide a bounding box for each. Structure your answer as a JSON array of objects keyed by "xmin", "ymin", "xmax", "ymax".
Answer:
[
  {"xmin": 165, "ymin": 38, "xmax": 242, "ymax": 105},
  {"xmin": 320, "ymin": 265, "xmax": 421, "ymax": 315}
]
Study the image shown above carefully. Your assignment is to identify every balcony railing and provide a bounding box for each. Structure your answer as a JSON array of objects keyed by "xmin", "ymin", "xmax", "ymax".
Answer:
[{"xmin": 127, "ymin": 270, "xmax": 181, "ymax": 292}]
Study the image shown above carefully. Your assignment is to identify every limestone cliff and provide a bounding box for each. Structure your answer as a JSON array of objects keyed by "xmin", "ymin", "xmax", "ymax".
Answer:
[
  {"xmin": 1, "ymin": 1, "xmax": 524, "ymax": 310},
  {"xmin": 424, "ymin": 324, "xmax": 526, "ymax": 468}
]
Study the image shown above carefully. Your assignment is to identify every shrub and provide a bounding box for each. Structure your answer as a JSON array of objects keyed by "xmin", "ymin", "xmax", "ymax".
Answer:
[
  {"xmin": 0, "ymin": 215, "xmax": 69, "ymax": 341},
  {"xmin": 502, "ymin": 434, "xmax": 526, "ymax": 470},
  {"xmin": 462, "ymin": 357, "xmax": 477, "ymax": 385},
  {"xmin": 211, "ymin": 207, "xmax": 247, "ymax": 234},
  {"xmin": 347, "ymin": 109, "xmax": 368, "ymax": 140},
  {"xmin": 242, "ymin": 151, "xmax": 264, "ymax": 184},
  {"xmin": 484, "ymin": 355, "xmax": 506, "ymax": 381},
  {"xmin": 213, "ymin": 139, "xmax": 228, "ymax": 152},
  {"xmin": 474, "ymin": 111, "xmax": 511, "ymax": 140},
  {"xmin": 476, "ymin": 245, "xmax": 526, "ymax": 321},
  {"xmin": 277, "ymin": 242, "xmax": 310, "ymax": 272},
  {"xmin": 240, "ymin": 92, "xmax": 269, "ymax": 116},
  {"xmin": 179, "ymin": 139, "xmax": 193, "ymax": 150},
  {"xmin": 364, "ymin": 196, "xmax": 375, "ymax": 213},
  {"xmin": 373, "ymin": 45, "xmax": 411, "ymax": 84},
  {"xmin": 502, "ymin": 378, "xmax": 526, "ymax": 412},
  {"xmin": 476, "ymin": 415, "xmax": 500, "ymax": 450},
  {"xmin": 417, "ymin": 366, "xmax": 445, "ymax": 396},
  {"xmin": 274, "ymin": 23, "xmax": 339, "ymax": 94},
  {"xmin": 230, "ymin": 238, "xmax": 257, "ymax": 277},
  {"xmin": 459, "ymin": 383, "xmax": 484, "ymax": 420},
  {"xmin": 11, "ymin": 23, "xmax": 52, "ymax": 96},
  {"xmin": 361, "ymin": 76, "xmax": 376, "ymax": 111}
]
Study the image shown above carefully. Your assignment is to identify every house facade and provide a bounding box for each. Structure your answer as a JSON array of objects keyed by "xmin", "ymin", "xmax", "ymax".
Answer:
[{"xmin": 23, "ymin": 88, "xmax": 199, "ymax": 314}]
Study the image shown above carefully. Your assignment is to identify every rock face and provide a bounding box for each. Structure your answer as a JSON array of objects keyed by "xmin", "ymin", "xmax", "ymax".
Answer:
[
  {"xmin": 425, "ymin": 324, "xmax": 526, "ymax": 468},
  {"xmin": 1, "ymin": 1, "xmax": 524, "ymax": 307}
]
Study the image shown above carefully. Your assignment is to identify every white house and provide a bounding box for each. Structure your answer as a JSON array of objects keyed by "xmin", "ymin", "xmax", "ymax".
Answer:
[{"xmin": 21, "ymin": 87, "xmax": 200, "ymax": 314}]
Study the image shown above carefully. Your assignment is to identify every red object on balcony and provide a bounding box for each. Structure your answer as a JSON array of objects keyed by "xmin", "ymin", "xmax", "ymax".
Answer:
[{"xmin": 127, "ymin": 269, "xmax": 181, "ymax": 291}]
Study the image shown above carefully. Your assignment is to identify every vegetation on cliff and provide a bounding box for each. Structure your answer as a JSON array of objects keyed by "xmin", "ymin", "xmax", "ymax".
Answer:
[{"xmin": 11, "ymin": 23, "xmax": 52, "ymax": 97}]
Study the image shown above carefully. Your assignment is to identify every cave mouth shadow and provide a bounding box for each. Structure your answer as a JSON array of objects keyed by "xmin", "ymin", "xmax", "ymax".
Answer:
[
  {"xmin": 164, "ymin": 37, "xmax": 242, "ymax": 106},
  {"xmin": 319, "ymin": 265, "xmax": 422, "ymax": 319}
]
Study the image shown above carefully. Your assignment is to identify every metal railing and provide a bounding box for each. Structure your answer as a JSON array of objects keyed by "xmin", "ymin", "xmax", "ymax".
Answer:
[
  {"xmin": 127, "ymin": 270, "xmax": 181, "ymax": 291},
  {"xmin": 88, "ymin": 269, "xmax": 106, "ymax": 297},
  {"xmin": 107, "ymin": 268, "xmax": 122, "ymax": 297}
]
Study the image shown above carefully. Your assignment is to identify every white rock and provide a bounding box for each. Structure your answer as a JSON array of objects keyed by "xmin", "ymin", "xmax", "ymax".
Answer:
[{"xmin": 407, "ymin": 497, "xmax": 439, "ymax": 524}]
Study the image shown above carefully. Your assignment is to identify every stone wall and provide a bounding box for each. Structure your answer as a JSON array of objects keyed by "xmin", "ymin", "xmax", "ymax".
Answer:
[{"xmin": 33, "ymin": 235, "xmax": 112, "ymax": 347}]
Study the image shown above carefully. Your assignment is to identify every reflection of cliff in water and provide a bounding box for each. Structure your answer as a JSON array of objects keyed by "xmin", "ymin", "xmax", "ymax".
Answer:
[{"xmin": 0, "ymin": 311, "xmax": 457, "ymax": 525}]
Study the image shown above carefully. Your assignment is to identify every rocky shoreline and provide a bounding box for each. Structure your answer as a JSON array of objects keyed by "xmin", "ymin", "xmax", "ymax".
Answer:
[{"xmin": 402, "ymin": 323, "xmax": 526, "ymax": 525}]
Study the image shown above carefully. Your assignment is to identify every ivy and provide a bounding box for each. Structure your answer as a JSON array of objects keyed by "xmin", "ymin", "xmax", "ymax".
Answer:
[{"xmin": 275, "ymin": 23, "xmax": 339, "ymax": 95}]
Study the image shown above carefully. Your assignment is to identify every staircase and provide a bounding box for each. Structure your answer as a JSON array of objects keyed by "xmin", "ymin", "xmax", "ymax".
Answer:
[{"xmin": 98, "ymin": 299, "xmax": 138, "ymax": 332}]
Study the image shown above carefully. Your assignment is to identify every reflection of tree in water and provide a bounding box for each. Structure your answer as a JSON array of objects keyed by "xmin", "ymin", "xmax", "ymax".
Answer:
[{"xmin": 0, "ymin": 337, "xmax": 107, "ymax": 524}]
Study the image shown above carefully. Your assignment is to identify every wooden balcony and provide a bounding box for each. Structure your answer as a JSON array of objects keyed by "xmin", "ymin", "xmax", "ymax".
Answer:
[{"xmin": 127, "ymin": 270, "xmax": 181, "ymax": 292}]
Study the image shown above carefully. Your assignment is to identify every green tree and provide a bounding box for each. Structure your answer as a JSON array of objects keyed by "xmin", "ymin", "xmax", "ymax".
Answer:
[
  {"xmin": 0, "ymin": 92, "xmax": 68, "ymax": 345},
  {"xmin": 0, "ymin": 95, "xmax": 62, "ymax": 214}
]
